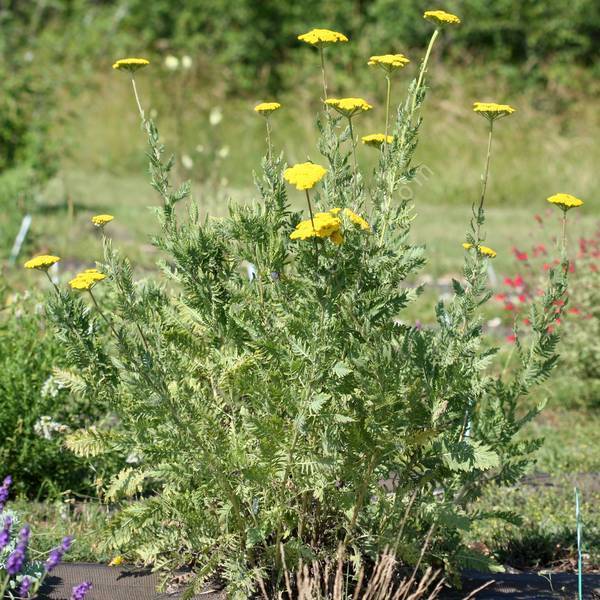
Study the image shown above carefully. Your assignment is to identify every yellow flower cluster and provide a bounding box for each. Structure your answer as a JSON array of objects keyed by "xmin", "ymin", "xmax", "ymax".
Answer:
[
  {"xmin": 291, "ymin": 212, "xmax": 342, "ymax": 243},
  {"xmin": 473, "ymin": 102, "xmax": 516, "ymax": 121},
  {"xmin": 462, "ymin": 243, "xmax": 497, "ymax": 258},
  {"xmin": 283, "ymin": 162, "xmax": 327, "ymax": 190},
  {"xmin": 423, "ymin": 10, "xmax": 461, "ymax": 25},
  {"xmin": 330, "ymin": 207, "xmax": 371, "ymax": 231},
  {"xmin": 24, "ymin": 255, "xmax": 61, "ymax": 271},
  {"xmin": 69, "ymin": 269, "xmax": 107, "ymax": 291},
  {"xmin": 290, "ymin": 208, "xmax": 370, "ymax": 245},
  {"xmin": 325, "ymin": 97, "xmax": 373, "ymax": 118},
  {"xmin": 92, "ymin": 214, "xmax": 114, "ymax": 227},
  {"xmin": 254, "ymin": 102, "xmax": 282, "ymax": 115},
  {"xmin": 297, "ymin": 29, "xmax": 348, "ymax": 46},
  {"xmin": 547, "ymin": 193, "xmax": 584, "ymax": 211},
  {"xmin": 112, "ymin": 58, "xmax": 150, "ymax": 73},
  {"xmin": 368, "ymin": 54, "xmax": 410, "ymax": 73},
  {"xmin": 361, "ymin": 133, "xmax": 394, "ymax": 148}
]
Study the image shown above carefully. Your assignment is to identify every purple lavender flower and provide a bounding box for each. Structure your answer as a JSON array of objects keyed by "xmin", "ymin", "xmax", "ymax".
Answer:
[
  {"xmin": 19, "ymin": 576, "xmax": 32, "ymax": 599},
  {"xmin": 70, "ymin": 581, "xmax": 92, "ymax": 600},
  {"xmin": 0, "ymin": 515, "xmax": 12, "ymax": 551},
  {"xmin": 0, "ymin": 475, "xmax": 12, "ymax": 512},
  {"xmin": 45, "ymin": 535, "xmax": 73, "ymax": 572},
  {"xmin": 6, "ymin": 525, "xmax": 30, "ymax": 576}
]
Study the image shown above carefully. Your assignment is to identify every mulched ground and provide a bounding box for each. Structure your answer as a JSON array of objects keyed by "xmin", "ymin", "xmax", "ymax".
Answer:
[{"xmin": 38, "ymin": 564, "xmax": 600, "ymax": 599}]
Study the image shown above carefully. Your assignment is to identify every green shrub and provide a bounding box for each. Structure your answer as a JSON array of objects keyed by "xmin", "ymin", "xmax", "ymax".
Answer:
[
  {"xmin": 36, "ymin": 23, "xmax": 576, "ymax": 597},
  {"xmin": 0, "ymin": 288, "xmax": 114, "ymax": 498}
]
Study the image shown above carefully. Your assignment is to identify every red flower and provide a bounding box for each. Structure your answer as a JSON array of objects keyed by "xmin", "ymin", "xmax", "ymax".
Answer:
[
  {"xmin": 568, "ymin": 307, "xmax": 580, "ymax": 315},
  {"xmin": 534, "ymin": 214, "xmax": 543, "ymax": 225},
  {"xmin": 504, "ymin": 302, "xmax": 515, "ymax": 311},
  {"xmin": 506, "ymin": 334, "xmax": 517, "ymax": 343},
  {"xmin": 523, "ymin": 318, "xmax": 531, "ymax": 325},
  {"xmin": 514, "ymin": 275, "xmax": 524, "ymax": 287},
  {"xmin": 518, "ymin": 294, "xmax": 527, "ymax": 303},
  {"xmin": 543, "ymin": 263, "xmax": 551, "ymax": 271},
  {"xmin": 513, "ymin": 247, "xmax": 528, "ymax": 261},
  {"xmin": 503, "ymin": 277, "xmax": 514, "ymax": 287},
  {"xmin": 495, "ymin": 293, "xmax": 507, "ymax": 301}
]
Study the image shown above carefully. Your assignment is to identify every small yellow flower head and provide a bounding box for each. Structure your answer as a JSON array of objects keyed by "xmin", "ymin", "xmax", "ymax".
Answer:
[
  {"xmin": 330, "ymin": 230, "xmax": 344, "ymax": 245},
  {"xmin": 109, "ymin": 555, "xmax": 124, "ymax": 567},
  {"xmin": 254, "ymin": 102, "xmax": 281, "ymax": 115},
  {"xmin": 462, "ymin": 243, "xmax": 497, "ymax": 258},
  {"xmin": 69, "ymin": 270, "xmax": 107, "ymax": 291},
  {"xmin": 92, "ymin": 214, "xmax": 114, "ymax": 227},
  {"xmin": 297, "ymin": 29, "xmax": 348, "ymax": 47},
  {"xmin": 424, "ymin": 10, "xmax": 461, "ymax": 25},
  {"xmin": 24, "ymin": 255, "xmax": 61, "ymax": 271},
  {"xmin": 473, "ymin": 102, "xmax": 516, "ymax": 121},
  {"xmin": 368, "ymin": 54, "xmax": 410, "ymax": 74},
  {"xmin": 330, "ymin": 208, "xmax": 370, "ymax": 231},
  {"xmin": 325, "ymin": 97, "xmax": 373, "ymax": 119},
  {"xmin": 361, "ymin": 133, "xmax": 394, "ymax": 148},
  {"xmin": 283, "ymin": 162, "xmax": 327, "ymax": 190},
  {"xmin": 290, "ymin": 212, "xmax": 341, "ymax": 242},
  {"xmin": 547, "ymin": 193, "xmax": 584, "ymax": 211},
  {"xmin": 112, "ymin": 58, "xmax": 150, "ymax": 73}
]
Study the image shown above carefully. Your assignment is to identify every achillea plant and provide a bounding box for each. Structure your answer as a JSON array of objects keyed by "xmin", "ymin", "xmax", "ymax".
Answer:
[{"xmin": 35, "ymin": 21, "xmax": 575, "ymax": 598}]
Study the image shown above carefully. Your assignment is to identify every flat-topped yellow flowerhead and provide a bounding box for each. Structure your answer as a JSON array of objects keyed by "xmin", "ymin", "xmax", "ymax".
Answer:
[
  {"xmin": 69, "ymin": 270, "xmax": 107, "ymax": 291},
  {"xmin": 473, "ymin": 102, "xmax": 516, "ymax": 121},
  {"xmin": 424, "ymin": 10, "xmax": 461, "ymax": 25},
  {"xmin": 368, "ymin": 54, "xmax": 410, "ymax": 73},
  {"xmin": 298, "ymin": 29, "xmax": 348, "ymax": 47},
  {"xmin": 112, "ymin": 58, "xmax": 150, "ymax": 73},
  {"xmin": 92, "ymin": 214, "xmax": 114, "ymax": 227},
  {"xmin": 24, "ymin": 254, "xmax": 61, "ymax": 271},
  {"xmin": 462, "ymin": 243, "xmax": 497, "ymax": 258},
  {"xmin": 290, "ymin": 212, "xmax": 341, "ymax": 242},
  {"xmin": 361, "ymin": 133, "xmax": 394, "ymax": 148},
  {"xmin": 254, "ymin": 102, "xmax": 281, "ymax": 115},
  {"xmin": 284, "ymin": 162, "xmax": 327, "ymax": 190},
  {"xmin": 547, "ymin": 193, "xmax": 584, "ymax": 211},
  {"xmin": 329, "ymin": 207, "xmax": 370, "ymax": 231},
  {"xmin": 325, "ymin": 97, "xmax": 373, "ymax": 118}
]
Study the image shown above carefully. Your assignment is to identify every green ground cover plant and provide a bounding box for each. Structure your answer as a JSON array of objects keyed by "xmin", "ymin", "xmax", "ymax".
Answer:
[{"xmin": 21, "ymin": 11, "xmax": 586, "ymax": 599}]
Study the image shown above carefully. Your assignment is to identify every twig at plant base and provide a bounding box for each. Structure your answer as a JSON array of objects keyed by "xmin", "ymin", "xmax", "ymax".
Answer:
[
  {"xmin": 401, "ymin": 522, "xmax": 437, "ymax": 595},
  {"xmin": 461, "ymin": 579, "xmax": 496, "ymax": 600}
]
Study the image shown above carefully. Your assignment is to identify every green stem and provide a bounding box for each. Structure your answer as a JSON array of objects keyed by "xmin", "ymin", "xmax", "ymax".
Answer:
[
  {"xmin": 476, "ymin": 119, "xmax": 494, "ymax": 242},
  {"xmin": 130, "ymin": 76, "xmax": 145, "ymax": 122},
  {"xmin": 45, "ymin": 269, "xmax": 61, "ymax": 295},
  {"xmin": 265, "ymin": 117, "xmax": 273, "ymax": 162},
  {"xmin": 561, "ymin": 210, "xmax": 567, "ymax": 256},
  {"xmin": 305, "ymin": 189, "xmax": 319, "ymax": 259},
  {"xmin": 410, "ymin": 28, "xmax": 439, "ymax": 118},
  {"xmin": 319, "ymin": 46, "xmax": 328, "ymax": 106},
  {"xmin": 348, "ymin": 116, "xmax": 359, "ymax": 203},
  {"xmin": 88, "ymin": 288, "xmax": 119, "ymax": 339},
  {"xmin": 384, "ymin": 74, "xmax": 392, "ymax": 154}
]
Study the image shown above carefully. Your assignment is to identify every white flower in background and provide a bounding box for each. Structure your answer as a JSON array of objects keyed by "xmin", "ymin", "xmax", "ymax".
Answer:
[
  {"xmin": 149, "ymin": 108, "xmax": 158, "ymax": 119},
  {"xmin": 181, "ymin": 55, "xmax": 192, "ymax": 70},
  {"xmin": 126, "ymin": 452, "xmax": 141, "ymax": 464},
  {"xmin": 181, "ymin": 154, "xmax": 194, "ymax": 170},
  {"xmin": 217, "ymin": 145, "xmax": 230, "ymax": 159},
  {"xmin": 209, "ymin": 107, "xmax": 223, "ymax": 126},
  {"xmin": 195, "ymin": 144, "xmax": 205, "ymax": 153},
  {"xmin": 164, "ymin": 55, "xmax": 180, "ymax": 71},
  {"xmin": 41, "ymin": 375, "xmax": 65, "ymax": 398},
  {"xmin": 34, "ymin": 416, "xmax": 70, "ymax": 440},
  {"xmin": 220, "ymin": 177, "xmax": 229, "ymax": 187},
  {"xmin": 23, "ymin": 50, "xmax": 34, "ymax": 62}
]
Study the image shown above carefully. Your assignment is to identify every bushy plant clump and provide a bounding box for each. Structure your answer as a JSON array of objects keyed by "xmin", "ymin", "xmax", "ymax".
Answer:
[
  {"xmin": 0, "ymin": 287, "xmax": 114, "ymax": 497},
  {"xmin": 28, "ymin": 13, "xmax": 580, "ymax": 597}
]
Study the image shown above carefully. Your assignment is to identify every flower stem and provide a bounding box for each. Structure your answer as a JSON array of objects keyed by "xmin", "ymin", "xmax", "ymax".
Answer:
[
  {"xmin": 305, "ymin": 189, "xmax": 319, "ymax": 259},
  {"xmin": 561, "ymin": 210, "xmax": 568, "ymax": 255},
  {"xmin": 130, "ymin": 76, "xmax": 145, "ymax": 122},
  {"xmin": 348, "ymin": 116, "xmax": 359, "ymax": 202},
  {"xmin": 265, "ymin": 117, "xmax": 273, "ymax": 162},
  {"xmin": 384, "ymin": 74, "xmax": 392, "ymax": 154},
  {"xmin": 88, "ymin": 289, "xmax": 119, "ymax": 339},
  {"xmin": 476, "ymin": 119, "xmax": 494, "ymax": 242},
  {"xmin": 44, "ymin": 270, "xmax": 61, "ymax": 295},
  {"xmin": 411, "ymin": 28, "xmax": 439, "ymax": 117},
  {"xmin": 319, "ymin": 46, "xmax": 328, "ymax": 106}
]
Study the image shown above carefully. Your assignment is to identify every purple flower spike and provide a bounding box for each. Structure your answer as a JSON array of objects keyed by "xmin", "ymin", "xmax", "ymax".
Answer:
[
  {"xmin": 20, "ymin": 576, "xmax": 32, "ymax": 599},
  {"xmin": 71, "ymin": 581, "xmax": 93, "ymax": 600},
  {"xmin": 6, "ymin": 525, "xmax": 30, "ymax": 576},
  {"xmin": 0, "ymin": 515, "xmax": 12, "ymax": 551},
  {"xmin": 0, "ymin": 475, "xmax": 13, "ymax": 512},
  {"xmin": 45, "ymin": 536, "xmax": 73, "ymax": 572}
]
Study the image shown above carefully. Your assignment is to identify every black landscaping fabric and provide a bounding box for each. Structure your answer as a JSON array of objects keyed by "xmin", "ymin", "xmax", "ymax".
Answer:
[{"xmin": 38, "ymin": 564, "xmax": 600, "ymax": 599}]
